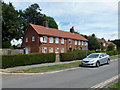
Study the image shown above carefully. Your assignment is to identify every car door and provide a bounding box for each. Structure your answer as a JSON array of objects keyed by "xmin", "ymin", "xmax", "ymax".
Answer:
[
  {"xmin": 100, "ymin": 54, "xmax": 105, "ymax": 64},
  {"xmin": 104, "ymin": 53, "xmax": 108, "ymax": 63}
]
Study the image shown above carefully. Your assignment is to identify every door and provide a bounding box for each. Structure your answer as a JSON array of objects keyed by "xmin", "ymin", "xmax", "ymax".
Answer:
[{"xmin": 25, "ymin": 47, "xmax": 29, "ymax": 54}]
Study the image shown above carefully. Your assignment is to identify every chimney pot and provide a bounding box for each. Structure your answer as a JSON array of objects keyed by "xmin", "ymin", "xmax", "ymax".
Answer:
[
  {"xmin": 43, "ymin": 21, "xmax": 48, "ymax": 27},
  {"xmin": 70, "ymin": 26, "xmax": 74, "ymax": 33}
]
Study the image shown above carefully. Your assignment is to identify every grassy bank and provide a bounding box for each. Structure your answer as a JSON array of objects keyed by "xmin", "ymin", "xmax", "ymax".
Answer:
[
  {"xmin": 108, "ymin": 80, "xmax": 120, "ymax": 89},
  {"xmin": 11, "ymin": 61, "xmax": 81, "ymax": 73},
  {"xmin": 110, "ymin": 55, "xmax": 120, "ymax": 60}
]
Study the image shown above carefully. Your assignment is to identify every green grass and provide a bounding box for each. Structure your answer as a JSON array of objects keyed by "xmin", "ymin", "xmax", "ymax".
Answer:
[
  {"xmin": 108, "ymin": 80, "xmax": 120, "ymax": 89},
  {"xmin": 110, "ymin": 55, "xmax": 120, "ymax": 60},
  {"xmin": 11, "ymin": 61, "xmax": 81, "ymax": 73}
]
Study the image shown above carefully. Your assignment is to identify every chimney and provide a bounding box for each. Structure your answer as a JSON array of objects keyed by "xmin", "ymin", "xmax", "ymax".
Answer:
[
  {"xmin": 102, "ymin": 38, "xmax": 104, "ymax": 40},
  {"xmin": 70, "ymin": 26, "xmax": 74, "ymax": 33},
  {"xmin": 43, "ymin": 21, "xmax": 48, "ymax": 27},
  {"xmin": 108, "ymin": 39, "xmax": 110, "ymax": 42},
  {"xmin": 92, "ymin": 34, "xmax": 95, "ymax": 37}
]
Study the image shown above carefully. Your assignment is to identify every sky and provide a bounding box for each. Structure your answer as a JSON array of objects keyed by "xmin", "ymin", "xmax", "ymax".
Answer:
[{"xmin": 4, "ymin": 0, "xmax": 119, "ymax": 45}]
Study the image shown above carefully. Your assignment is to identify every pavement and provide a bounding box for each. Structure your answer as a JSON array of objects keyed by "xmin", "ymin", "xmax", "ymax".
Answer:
[
  {"xmin": 1, "ymin": 60, "xmax": 81, "ymax": 73},
  {"xmin": 2, "ymin": 58, "xmax": 119, "ymax": 88}
]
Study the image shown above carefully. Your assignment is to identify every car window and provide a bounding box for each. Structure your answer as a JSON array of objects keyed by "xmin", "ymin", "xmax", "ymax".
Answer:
[
  {"xmin": 88, "ymin": 54, "xmax": 99, "ymax": 58},
  {"xmin": 101, "ymin": 54, "xmax": 104, "ymax": 57}
]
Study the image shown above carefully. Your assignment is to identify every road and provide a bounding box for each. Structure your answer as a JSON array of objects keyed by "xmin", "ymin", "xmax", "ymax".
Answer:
[{"xmin": 2, "ymin": 59, "xmax": 119, "ymax": 88}]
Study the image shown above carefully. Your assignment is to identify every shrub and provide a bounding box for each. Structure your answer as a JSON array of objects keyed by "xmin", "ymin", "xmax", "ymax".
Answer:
[{"xmin": 2, "ymin": 53, "xmax": 56, "ymax": 69}]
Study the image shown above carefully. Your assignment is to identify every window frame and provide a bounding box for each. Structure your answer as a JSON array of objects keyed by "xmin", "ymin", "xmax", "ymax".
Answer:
[
  {"xmin": 78, "ymin": 41, "xmax": 80, "ymax": 45},
  {"xmin": 75, "ymin": 40, "xmax": 77, "ymax": 45},
  {"xmin": 32, "ymin": 36, "xmax": 35, "ymax": 42},
  {"xmin": 26, "ymin": 37, "xmax": 28, "ymax": 42},
  {"xmin": 43, "ymin": 36, "xmax": 47, "ymax": 43},
  {"xmin": 55, "ymin": 37, "xmax": 59, "ymax": 44},
  {"xmin": 61, "ymin": 38, "xmax": 64, "ymax": 44},
  {"xmin": 49, "ymin": 47, "xmax": 53, "ymax": 53},
  {"xmin": 49, "ymin": 37, "xmax": 53, "ymax": 43}
]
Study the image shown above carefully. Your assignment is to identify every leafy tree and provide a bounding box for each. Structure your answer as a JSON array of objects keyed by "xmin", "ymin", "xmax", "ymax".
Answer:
[
  {"xmin": 111, "ymin": 39, "xmax": 120, "ymax": 50},
  {"xmin": 87, "ymin": 36, "xmax": 100, "ymax": 51},
  {"xmin": 107, "ymin": 43, "xmax": 114, "ymax": 51},
  {"xmin": 2, "ymin": 40, "xmax": 11, "ymax": 48}
]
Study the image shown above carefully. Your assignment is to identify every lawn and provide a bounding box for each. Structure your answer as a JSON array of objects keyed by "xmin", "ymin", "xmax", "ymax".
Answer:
[
  {"xmin": 110, "ymin": 55, "xmax": 120, "ymax": 60},
  {"xmin": 108, "ymin": 80, "xmax": 120, "ymax": 89},
  {"xmin": 11, "ymin": 61, "xmax": 81, "ymax": 73}
]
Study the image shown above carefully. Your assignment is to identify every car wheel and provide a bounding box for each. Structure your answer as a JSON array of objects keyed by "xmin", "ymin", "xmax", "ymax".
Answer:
[
  {"xmin": 96, "ymin": 62, "xmax": 100, "ymax": 67},
  {"xmin": 107, "ymin": 59, "xmax": 110, "ymax": 64}
]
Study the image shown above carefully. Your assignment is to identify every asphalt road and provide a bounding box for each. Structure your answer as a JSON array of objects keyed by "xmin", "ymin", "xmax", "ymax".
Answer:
[{"xmin": 2, "ymin": 59, "xmax": 119, "ymax": 88}]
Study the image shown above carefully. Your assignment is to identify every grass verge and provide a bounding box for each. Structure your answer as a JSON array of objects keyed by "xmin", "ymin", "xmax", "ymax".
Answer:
[
  {"xmin": 11, "ymin": 61, "xmax": 81, "ymax": 73},
  {"xmin": 108, "ymin": 80, "xmax": 120, "ymax": 89},
  {"xmin": 110, "ymin": 55, "xmax": 120, "ymax": 60}
]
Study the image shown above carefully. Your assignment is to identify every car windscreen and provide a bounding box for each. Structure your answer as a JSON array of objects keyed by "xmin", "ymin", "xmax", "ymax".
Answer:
[{"xmin": 87, "ymin": 54, "xmax": 99, "ymax": 58}]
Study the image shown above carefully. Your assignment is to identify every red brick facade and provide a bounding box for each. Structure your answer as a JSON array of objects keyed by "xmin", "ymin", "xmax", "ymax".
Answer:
[{"xmin": 23, "ymin": 24, "xmax": 88, "ymax": 54}]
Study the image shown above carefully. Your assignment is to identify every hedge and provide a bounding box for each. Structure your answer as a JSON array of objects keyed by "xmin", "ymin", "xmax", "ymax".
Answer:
[
  {"xmin": 2, "ymin": 53, "xmax": 56, "ymax": 69},
  {"xmin": 60, "ymin": 50, "xmax": 119, "ymax": 62}
]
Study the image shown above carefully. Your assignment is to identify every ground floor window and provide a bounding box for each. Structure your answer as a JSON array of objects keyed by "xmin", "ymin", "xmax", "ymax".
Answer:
[
  {"xmin": 61, "ymin": 48, "xmax": 64, "ymax": 53},
  {"xmin": 55, "ymin": 47, "xmax": 59, "ymax": 53},
  {"xmin": 42, "ymin": 47, "xmax": 47, "ymax": 53},
  {"xmin": 49, "ymin": 47, "xmax": 53, "ymax": 53}
]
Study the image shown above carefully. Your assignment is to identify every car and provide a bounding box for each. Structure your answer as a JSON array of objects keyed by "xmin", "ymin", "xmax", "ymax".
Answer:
[{"xmin": 81, "ymin": 53, "xmax": 110, "ymax": 67}]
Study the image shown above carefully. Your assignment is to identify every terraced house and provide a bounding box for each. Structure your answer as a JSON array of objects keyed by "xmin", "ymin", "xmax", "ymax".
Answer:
[{"xmin": 23, "ymin": 21, "xmax": 88, "ymax": 54}]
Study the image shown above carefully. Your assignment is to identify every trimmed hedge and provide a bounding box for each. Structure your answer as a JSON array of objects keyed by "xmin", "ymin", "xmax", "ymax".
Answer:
[
  {"xmin": 2, "ymin": 53, "xmax": 56, "ymax": 69},
  {"xmin": 60, "ymin": 50, "xmax": 119, "ymax": 62}
]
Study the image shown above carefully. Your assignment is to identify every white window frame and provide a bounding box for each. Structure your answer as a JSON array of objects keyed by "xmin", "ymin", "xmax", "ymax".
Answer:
[
  {"xmin": 55, "ymin": 47, "xmax": 59, "ymax": 53},
  {"xmin": 55, "ymin": 37, "xmax": 59, "ymax": 44},
  {"xmin": 43, "ymin": 36, "xmax": 47, "ymax": 43},
  {"xmin": 49, "ymin": 47, "xmax": 53, "ymax": 53},
  {"xmin": 104, "ymin": 43, "xmax": 106, "ymax": 46},
  {"xmin": 26, "ymin": 37, "xmax": 28, "ymax": 42},
  {"xmin": 82, "ymin": 41, "xmax": 84, "ymax": 45},
  {"xmin": 49, "ymin": 37, "xmax": 53, "ymax": 43},
  {"xmin": 78, "ymin": 41, "xmax": 80, "ymax": 45},
  {"xmin": 42, "ymin": 47, "xmax": 47, "ymax": 53},
  {"xmin": 61, "ymin": 48, "xmax": 64, "ymax": 53},
  {"xmin": 32, "ymin": 36, "xmax": 35, "ymax": 41},
  {"xmin": 61, "ymin": 38, "xmax": 64, "ymax": 44},
  {"xmin": 85, "ymin": 42, "xmax": 88, "ymax": 46},
  {"xmin": 69, "ymin": 39, "xmax": 72, "ymax": 44},
  {"xmin": 75, "ymin": 40, "xmax": 77, "ymax": 45}
]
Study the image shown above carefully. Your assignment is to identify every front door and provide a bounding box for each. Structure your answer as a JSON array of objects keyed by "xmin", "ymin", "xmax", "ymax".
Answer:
[{"xmin": 25, "ymin": 47, "xmax": 29, "ymax": 54}]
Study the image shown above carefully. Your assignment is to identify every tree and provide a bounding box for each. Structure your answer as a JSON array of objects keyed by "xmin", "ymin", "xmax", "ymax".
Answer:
[
  {"xmin": 2, "ymin": 2, "xmax": 22, "ymax": 41},
  {"xmin": 87, "ymin": 36, "xmax": 100, "ymax": 51},
  {"xmin": 111, "ymin": 39, "xmax": 120, "ymax": 50},
  {"xmin": 107, "ymin": 43, "xmax": 114, "ymax": 51}
]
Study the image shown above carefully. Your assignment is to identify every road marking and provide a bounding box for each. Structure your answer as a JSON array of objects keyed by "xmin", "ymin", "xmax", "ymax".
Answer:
[{"xmin": 89, "ymin": 74, "xmax": 120, "ymax": 89}]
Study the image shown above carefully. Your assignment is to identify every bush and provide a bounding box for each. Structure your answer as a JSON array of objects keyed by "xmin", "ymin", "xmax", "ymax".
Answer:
[{"xmin": 2, "ymin": 53, "xmax": 56, "ymax": 69}]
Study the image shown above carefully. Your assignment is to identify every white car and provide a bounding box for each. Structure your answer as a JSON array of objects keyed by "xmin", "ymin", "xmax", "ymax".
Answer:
[{"xmin": 81, "ymin": 53, "xmax": 110, "ymax": 67}]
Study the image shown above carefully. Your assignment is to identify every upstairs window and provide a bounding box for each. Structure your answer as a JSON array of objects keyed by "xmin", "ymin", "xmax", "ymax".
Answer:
[
  {"xmin": 42, "ymin": 36, "xmax": 47, "ymax": 43},
  {"xmin": 49, "ymin": 37, "xmax": 53, "ymax": 43},
  {"xmin": 82, "ymin": 41, "xmax": 84, "ymax": 45},
  {"xmin": 26, "ymin": 37, "xmax": 28, "ymax": 42},
  {"xmin": 61, "ymin": 38, "xmax": 64, "ymax": 44},
  {"xmin": 69, "ymin": 39, "xmax": 72, "ymax": 44},
  {"xmin": 85, "ymin": 42, "xmax": 88, "ymax": 46},
  {"xmin": 55, "ymin": 37, "xmax": 59, "ymax": 43},
  {"xmin": 75, "ymin": 40, "xmax": 77, "ymax": 45},
  {"xmin": 78, "ymin": 41, "xmax": 80, "ymax": 45},
  {"xmin": 32, "ymin": 36, "xmax": 35, "ymax": 41},
  {"xmin": 104, "ymin": 43, "xmax": 106, "ymax": 46}
]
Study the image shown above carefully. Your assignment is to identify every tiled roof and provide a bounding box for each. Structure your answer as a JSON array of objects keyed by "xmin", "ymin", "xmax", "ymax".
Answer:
[
  {"xmin": 106, "ymin": 41, "xmax": 116, "ymax": 46},
  {"xmin": 30, "ymin": 24, "xmax": 88, "ymax": 41},
  {"xmin": 97, "ymin": 38, "xmax": 104, "ymax": 43}
]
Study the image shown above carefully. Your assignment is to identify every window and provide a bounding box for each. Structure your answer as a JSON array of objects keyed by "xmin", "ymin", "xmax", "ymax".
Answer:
[
  {"xmin": 85, "ymin": 42, "xmax": 88, "ymax": 46},
  {"xmin": 61, "ymin": 48, "xmax": 64, "ymax": 53},
  {"xmin": 75, "ymin": 40, "xmax": 77, "ymax": 45},
  {"xmin": 78, "ymin": 41, "xmax": 80, "ymax": 45},
  {"xmin": 32, "ymin": 36, "xmax": 35, "ymax": 41},
  {"xmin": 69, "ymin": 39, "xmax": 72, "ymax": 44},
  {"xmin": 55, "ymin": 47, "xmax": 59, "ymax": 53},
  {"xmin": 61, "ymin": 38, "xmax": 64, "ymax": 44},
  {"xmin": 55, "ymin": 37, "xmax": 59, "ymax": 43},
  {"xmin": 82, "ymin": 41, "xmax": 84, "ymax": 45},
  {"xmin": 43, "ymin": 36, "xmax": 47, "ymax": 43},
  {"xmin": 49, "ymin": 37, "xmax": 53, "ymax": 43},
  {"xmin": 26, "ymin": 37, "xmax": 28, "ymax": 42},
  {"xmin": 104, "ymin": 43, "xmax": 106, "ymax": 46},
  {"xmin": 42, "ymin": 47, "xmax": 47, "ymax": 53},
  {"xmin": 49, "ymin": 47, "xmax": 53, "ymax": 53}
]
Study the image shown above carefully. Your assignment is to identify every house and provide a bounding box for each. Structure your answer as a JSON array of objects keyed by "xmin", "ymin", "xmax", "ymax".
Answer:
[
  {"xmin": 23, "ymin": 21, "xmax": 88, "ymax": 54},
  {"xmin": 97, "ymin": 38, "xmax": 117, "ymax": 51}
]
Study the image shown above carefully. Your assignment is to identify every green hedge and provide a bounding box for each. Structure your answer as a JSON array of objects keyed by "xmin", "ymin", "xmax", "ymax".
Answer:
[
  {"xmin": 60, "ymin": 50, "xmax": 119, "ymax": 62},
  {"xmin": 2, "ymin": 53, "xmax": 56, "ymax": 69}
]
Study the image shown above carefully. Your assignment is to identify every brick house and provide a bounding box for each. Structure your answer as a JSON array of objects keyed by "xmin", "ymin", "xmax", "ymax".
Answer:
[
  {"xmin": 97, "ymin": 38, "xmax": 117, "ymax": 51},
  {"xmin": 23, "ymin": 21, "xmax": 88, "ymax": 54}
]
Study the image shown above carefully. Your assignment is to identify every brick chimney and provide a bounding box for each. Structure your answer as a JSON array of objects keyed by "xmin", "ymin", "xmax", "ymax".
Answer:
[
  {"xmin": 92, "ymin": 34, "xmax": 95, "ymax": 37},
  {"xmin": 43, "ymin": 21, "xmax": 48, "ymax": 27},
  {"xmin": 70, "ymin": 26, "xmax": 74, "ymax": 33},
  {"xmin": 108, "ymin": 39, "xmax": 110, "ymax": 42}
]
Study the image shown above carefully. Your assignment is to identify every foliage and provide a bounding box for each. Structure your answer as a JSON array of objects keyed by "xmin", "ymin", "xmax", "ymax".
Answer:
[
  {"xmin": 111, "ymin": 39, "xmax": 120, "ymax": 50},
  {"xmin": 2, "ymin": 40, "xmax": 11, "ymax": 48},
  {"xmin": 107, "ymin": 43, "xmax": 115, "ymax": 51},
  {"xmin": 87, "ymin": 36, "xmax": 100, "ymax": 51},
  {"xmin": 102, "ymin": 46, "xmax": 107, "ymax": 51},
  {"xmin": 2, "ymin": 53, "xmax": 56, "ymax": 69}
]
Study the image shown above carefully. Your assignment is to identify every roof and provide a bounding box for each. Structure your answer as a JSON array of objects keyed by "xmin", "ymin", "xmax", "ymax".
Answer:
[
  {"xmin": 30, "ymin": 24, "xmax": 88, "ymax": 41},
  {"xmin": 106, "ymin": 41, "xmax": 116, "ymax": 46},
  {"xmin": 97, "ymin": 38, "xmax": 104, "ymax": 43}
]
